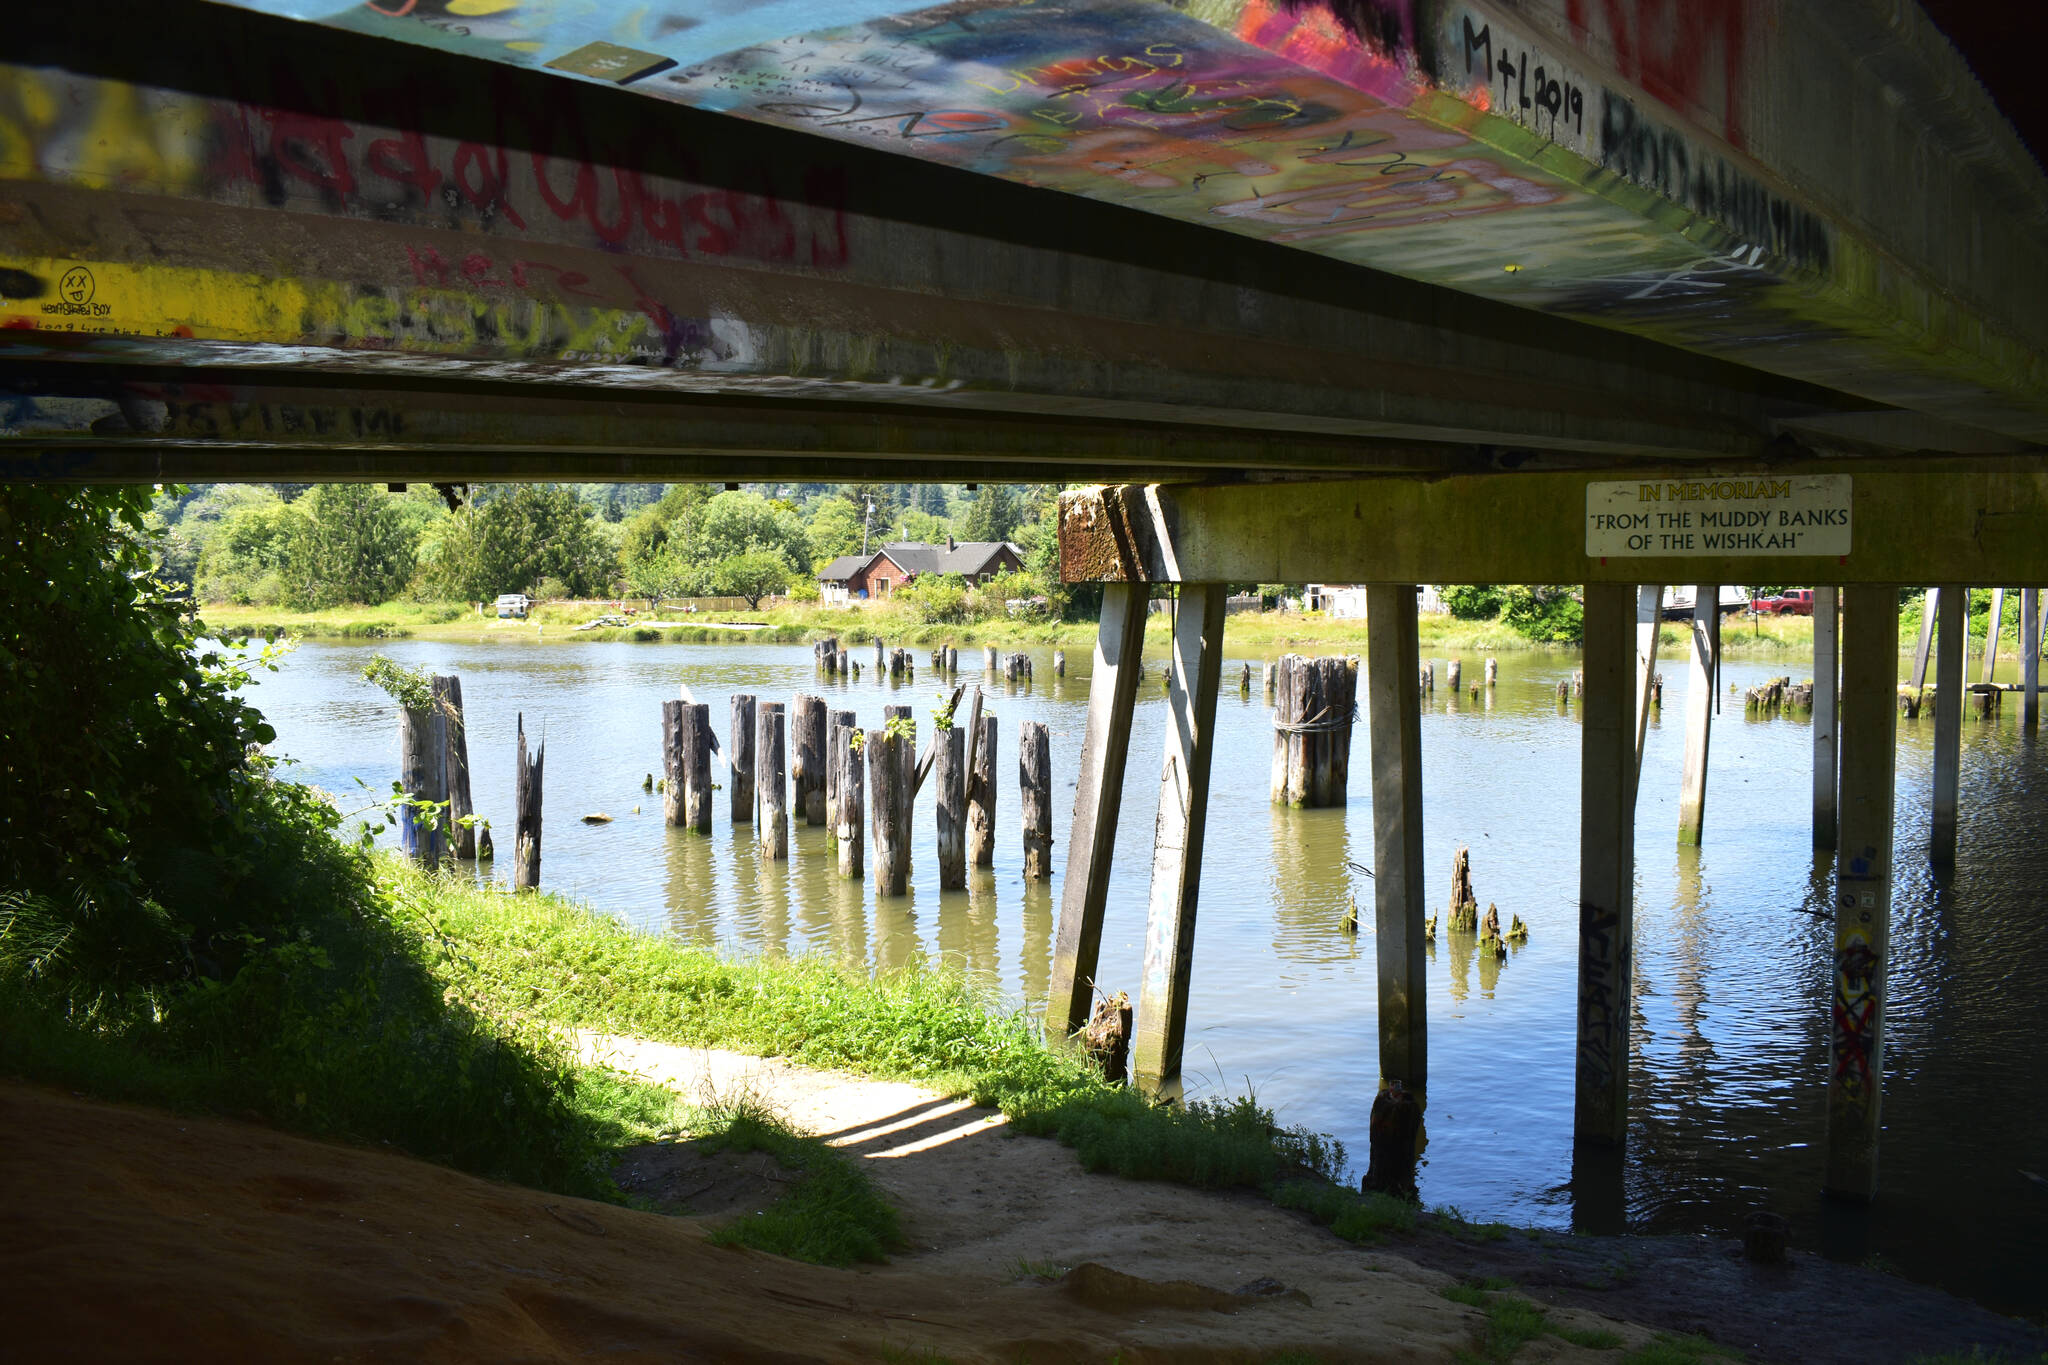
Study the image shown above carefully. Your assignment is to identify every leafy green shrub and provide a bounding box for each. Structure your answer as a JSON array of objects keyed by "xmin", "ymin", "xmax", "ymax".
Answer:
[
  {"xmin": 1439, "ymin": 585, "xmax": 1507, "ymax": 620},
  {"xmin": 1501, "ymin": 585, "xmax": 1584, "ymax": 644},
  {"xmin": 897, "ymin": 573, "xmax": 971, "ymax": 624}
]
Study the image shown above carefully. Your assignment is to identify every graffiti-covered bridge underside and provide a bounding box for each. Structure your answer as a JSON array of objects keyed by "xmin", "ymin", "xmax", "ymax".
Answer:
[{"xmin": 3, "ymin": 0, "xmax": 2045, "ymax": 483}]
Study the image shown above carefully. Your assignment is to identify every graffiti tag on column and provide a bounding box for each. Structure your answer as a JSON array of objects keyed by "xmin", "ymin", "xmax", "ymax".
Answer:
[
  {"xmin": 1832, "ymin": 844, "xmax": 1884, "ymax": 1106},
  {"xmin": 1577, "ymin": 904, "xmax": 1621, "ymax": 1088}
]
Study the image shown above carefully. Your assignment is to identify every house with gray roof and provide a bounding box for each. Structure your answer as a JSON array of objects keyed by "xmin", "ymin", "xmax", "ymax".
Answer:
[{"xmin": 817, "ymin": 537, "xmax": 1025, "ymax": 603}]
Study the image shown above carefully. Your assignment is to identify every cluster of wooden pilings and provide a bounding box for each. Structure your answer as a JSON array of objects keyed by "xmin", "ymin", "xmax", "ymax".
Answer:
[
  {"xmin": 395, "ymin": 673, "xmax": 542, "ymax": 890},
  {"xmin": 655, "ymin": 672, "xmax": 1054, "ymax": 900}
]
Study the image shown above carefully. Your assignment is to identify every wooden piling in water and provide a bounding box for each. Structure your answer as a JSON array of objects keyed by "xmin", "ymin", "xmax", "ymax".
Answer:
[
  {"xmin": 1020, "ymin": 720, "xmax": 1052, "ymax": 879},
  {"xmin": 1270, "ymin": 654, "xmax": 1355, "ymax": 806},
  {"xmin": 825, "ymin": 708, "xmax": 855, "ymax": 829},
  {"xmin": 968, "ymin": 709, "xmax": 997, "ymax": 868},
  {"xmin": 874, "ymin": 637, "xmax": 885, "ymax": 669},
  {"xmin": 793, "ymin": 694, "xmax": 827, "ymax": 825},
  {"xmin": 399, "ymin": 698, "xmax": 449, "ymax": 865},
  {"xmin": 884, "ymin": 704, "xmax": 914, "ymax": 887},
  {"xmin": 729, "ymin": 694, "xmax": 756, "ymax": 824},
  {"xmin": 757, "ymin": 702, "xmax": 788, "ymax": 859},
  {"xmin": 513, "ymin": 712, "xmax": 542, "ymax": 891},
  {"xmin": 682, "ymin": 703, "xmax": 712, "ymax": 832},
  {"xmin": 432, "ymin": 675, "xmax": 477, "ymax": 859},
  {"xmin": 833, "ymin": 722, "xmax": 863, "ymax": 879},
  {"xmin": 867, "ymin": 723, "xmax": 907, "ymax": 896},
  {"xmin": 1447, "ymin": 659, "xmax": 1462, "ymax": 690},
  {"xmin": 1053, "ymin": 649, "xmax": 1066, "ymax": 677},
  {"xmin": 985, "ymin": 644, "xmax": 999, "ymax": 673},
  {"xmin": 935, "ymin": 725, "xmax": 967, "ymax": 889}
]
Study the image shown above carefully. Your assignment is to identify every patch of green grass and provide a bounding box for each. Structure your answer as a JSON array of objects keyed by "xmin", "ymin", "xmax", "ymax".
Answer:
[
  {"xmin": 697, "ymin": 1100, "xmax": 900, "ymax": 1267},
  {"xmin": 1622, "ymin": 1333, "xmax": 1743, "ymax": 1364},
  {"xmin": 395, "ymin": 862, "xmax": 1348, "ymax": 1197},
  {"xmin": 1554, "ymin": 1324, "xmax": 1626, "ymax": 1350},
  {"xmin": 1273, "ymin": 1180, "xmax": 1418, "ymax": 1244},
  {"xmin": 1011, "ymin": 1258, "xmax": 1071, "ymax": 1280},
  {"xmin": 1432, "ymin": 1204, "xmax": 1513, "ymax": 1242}
]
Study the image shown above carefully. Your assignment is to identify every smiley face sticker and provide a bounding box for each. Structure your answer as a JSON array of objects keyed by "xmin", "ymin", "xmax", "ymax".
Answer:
[{"xmin": 58, "ymin": 266, "xmax": 95, "ymax": 305}]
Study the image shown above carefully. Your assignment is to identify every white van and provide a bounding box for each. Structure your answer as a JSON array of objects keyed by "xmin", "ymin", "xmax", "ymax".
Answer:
[{"xmin": 494, "ymin": 593, "xmax": 531, "ymax": 619}]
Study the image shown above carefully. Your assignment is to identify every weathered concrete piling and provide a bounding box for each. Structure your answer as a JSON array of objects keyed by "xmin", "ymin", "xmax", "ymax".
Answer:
[
  {"xmin": 833, "ymin": 722, "xmax": 863, "ymax": 879},
  {"xmin": 757, "ymin": 702, "xmax": 788, "ymax": 859},
  {"xmin": 513, "ymin": 713, "xmax": 542, "ymax": 890},
  {"xmin": 1020, "ymin": 720, "xmax": 1052, "ymax": 878},
  {"xmin": 729, "ymin": 694, "xmax": 756, "ymax": 824},
  {"xmin": 934, "ymin": 725, "xmax": 967, "ymax": 889},
  {"xmin": 1269, "ymin": 654, "xmax": 1357, "ymax": 807},
  {"xmin": 398, "ymin": 695, "xmax": 448, "ymax": 865},
  {"xmin": 793, "ymin": 694, "xmax": 826, "ymax": 825}
]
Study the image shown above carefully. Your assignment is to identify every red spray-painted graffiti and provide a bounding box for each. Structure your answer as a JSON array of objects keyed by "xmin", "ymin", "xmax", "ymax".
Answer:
[{"xmin": 1564, "ymin": 0, "xmax": 1749, "ymax": 147}]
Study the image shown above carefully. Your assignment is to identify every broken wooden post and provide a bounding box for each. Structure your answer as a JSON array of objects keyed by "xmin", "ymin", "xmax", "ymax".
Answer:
[
  {"xmin": 433, "ymin": 675, "xmax": 477, "ymax": 859},
  {"xmin": 935, "ymin": 725, "xmax": 967, "ymax": 890},
  {"xmin": 968, "ymin": 708, "xmax": 997, "ymax": 868},
  {"xmin": 1020, "ymin": 720, "xmax": 1052, "ymax": 880},
  {"xmin": 1363, "ymin": 583, "xmax": 1429, "ymax": 1113},
  {"xmin": 833, "ymin": 722, "xmax": 863, "ymax": 879},
  {"xmin": 513, "ymin": 712, "xmax": 542, "ymax": 891},
  {"xmin": 946, "ymin": 645, "xmax": 958, "ymax": 673},
  {"xmin": 1556, "ymin": 678, "xmax": 1570, "ymax": 707},
  {"xmin": 1677, "ymin": 586, "xmax": 1719, "ymax": 846},
  {"xmin": 1084, "ymin": 991, "xmax": 1133, "ymax": 1085},
  {"xmin": 1048, "ymin": 582, "xmax": 1146, "ymax": 1039},
  {"xmin": 1270, "ymin": 654, "xmax": 1354, "ymax": 807},
  {"xmin": 1133, "ymin": 583, "xmax": 1227, "ymax": 1097},
  {"xmin": 1932, "ymin": 585, "xmax": 1963, "ymax": 865},
  {"xmin": 874, "ymin": 636, "xmax": 885, "ymax": 669},
  {"xmin": 2024, "ymin": 588, "xmax": 2040, "ymax": 731},
  {"xmin": 826, "ymin": 708, "xmax": 855, "ymax": 829},
  {"xmin": 1263, "ymin": 660, "xmax": 1276, "ymax": 703},
  {"xmin": 793, "ymin": 694, "xmax": 827, "ymax": 826},
  {"xmin": 984, "ymin": 644, "xmax": 999, "ymax": 673},
  {"xmin": 1447, "ymin": 659, "xmax": 1462, "ymax": 690},
  {"xmin": 1054, "ymin": 649, "xmax": 1066, "ymax": 678},
  {"xmin": 1360, "ymin": 1080, "xmax": 1422, "ymax": 1199},
  {"xmin": 757, "ymin": 702, "xmax": 789, "ymax": 859},
  {"xmin": 1577, "ymin": 581, "xmax": 1637, "ymax": 1147},
  {"xmin": 1485, "ymin": 657, "xmax": 1498, "ymax": 687},
  {"xmin": 867, "ymin": 723, "xmax": 906, "ymax": 896},
  {"xmin": 398, "ymin": 696, "xmax": 449, "ymax": 866},
  {"xmin": 1828, "ymin": 584, "xmax": 1900, "ymax": 1200},
  {"xmin": 1447, "ymin": 845, "xmax": 1478, "ymax": 932},
  {"xmin": 1814, "ymin": 586, "xmax": 1840, "ymax": 850},
  {"xmin": 681, "ymin": 702, "xmax": 711, "ymax": 833}
]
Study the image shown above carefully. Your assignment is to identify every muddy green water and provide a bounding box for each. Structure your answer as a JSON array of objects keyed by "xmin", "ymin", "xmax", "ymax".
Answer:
[{"xmin": 245, "ymin": 635, "xmax": 2048, "ymax": 1315}]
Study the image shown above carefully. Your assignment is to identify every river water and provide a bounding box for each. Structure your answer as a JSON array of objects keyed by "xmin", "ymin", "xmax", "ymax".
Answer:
[{"xmin": 245, "ymin": 633, "xmax": 2048, "ymax": 1315}]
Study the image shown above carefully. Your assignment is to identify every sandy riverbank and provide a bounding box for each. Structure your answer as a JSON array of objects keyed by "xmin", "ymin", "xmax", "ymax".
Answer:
[{"xmin": 7, "ymin": 1042, "xmax": 2039, "ymax": 1364}]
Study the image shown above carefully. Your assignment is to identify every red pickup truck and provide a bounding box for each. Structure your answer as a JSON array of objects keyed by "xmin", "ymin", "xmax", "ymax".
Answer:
[{"xmin": 1750, "ymin": 589, "xmax": 1815, "ymax": 616}]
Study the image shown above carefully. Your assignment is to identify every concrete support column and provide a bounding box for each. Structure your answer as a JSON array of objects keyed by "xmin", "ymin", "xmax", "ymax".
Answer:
[
  {"xmin": 1576, "ymin": 582, "xmax": 1636, "ymax": 1146},
  {"xmin": 1981, "ymin": 588, "xmax": 2006, "ymax": 684},
  {"xmin": 1131, "ymin": 585, "xmax": 1226, "ymax": 1097},
  {"xmin": 2023, "ymin": 589, "xmax": 2040, "ymax": 731},
  {"xmin": 1813, "ymin": 586, "xmax": 1840, "ymax": 850},
  {"xmin": 1366, "ymin": 584, "xmax": 1427, "ymax": 1099},
  {"xmin": 1908, "ymin": 588, "xmax": 1938, "ymax": 698},
  {"xmin": 1827, "ymin": 585, "xmax": 1899, "ymax": 1200},
  {"xmin": 1048, "ymin": 581, "xmax": 1148, "ymax": 1040},
  {"xmin": 1633, "ymin": 585, "xmax": 1664, "ymax": 791},
  {"xmin": 1932, "ymin": 584, "xmax": 1964, "ymax": 866},
  {"xmin": 1676, "ymin": 587, "xmax": 1719, "ymax": 846}
]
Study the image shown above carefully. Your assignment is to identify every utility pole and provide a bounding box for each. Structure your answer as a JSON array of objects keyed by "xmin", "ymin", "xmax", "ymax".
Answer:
[{"xmin": 861, "ymin": 500, "xmax": 874, "ymax": 555}]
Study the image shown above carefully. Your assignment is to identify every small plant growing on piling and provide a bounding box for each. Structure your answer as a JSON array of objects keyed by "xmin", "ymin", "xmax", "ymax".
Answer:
[
  {"xmin": 361, "ymin": 653, "xmax": 435, "ymax": 709},
  {"xmin": 931, "ymin": 692, "xmax": 957, "ymax": 731}
]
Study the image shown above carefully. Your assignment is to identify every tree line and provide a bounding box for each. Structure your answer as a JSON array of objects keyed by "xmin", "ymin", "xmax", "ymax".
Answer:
[{"xmin": 151, "ymin": 481, "xmax": 1066, "ymax": 612}]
